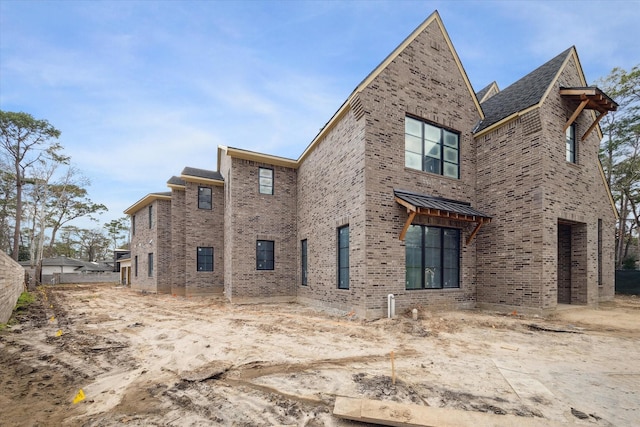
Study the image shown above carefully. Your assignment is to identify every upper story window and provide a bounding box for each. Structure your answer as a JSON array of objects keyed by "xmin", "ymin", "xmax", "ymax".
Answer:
[
  {"xmin": 132, "ymin": 215, "xmax": 136, "ymax": 236},
  {"xmin": 405, "ymin": 115, "xmax": 460, "ymax": 178},
  {"xmin": 198, "ymin": 186, "xmax": 212, "ymax": 209},
  {"xmin": 259, "ymin": 167, "xmax": 273, "ymax": 195},
  {"xmin": 566, "ymin": 123, "xmax": 577, "ymax": 163},
  {"xmin": 148, "ymin": 205, "xmax": 153, "ymax": 229}
]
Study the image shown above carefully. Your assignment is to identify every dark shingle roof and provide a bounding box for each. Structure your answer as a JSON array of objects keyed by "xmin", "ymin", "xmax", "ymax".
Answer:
[
  {"xmin": 181, "ymin": 167, "xmax": 223, "ymax": 181},
  {"xmin": 475, "ymin": 47, "xmax": 572, "ymax": 133},
  {"xmin": 475, "ymin": 82, "xmax": 498, "ymax": 103},
  {"xmin": 394, "ymin": 189, "xmax": 491, "ymax": 218},
  {"xmin": 167, "ymin": 176, "xmax": 186, "ymax": 186},
  {"xmin": 40, "ymin": 256, "xmax": 86, "ymax": 267}
]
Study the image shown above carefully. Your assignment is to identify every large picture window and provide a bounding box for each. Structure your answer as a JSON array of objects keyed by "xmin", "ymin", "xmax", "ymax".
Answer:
[
  {"xmin": 338, "ymin": 226, "xmax": 349, "ymax": 289},
  {"xmin": 405, "ymin": 225, "xmax": 460, "ymax": 289},
  {"xmin": 198, "ymin": 186, "xmax": 212, "ymax": 210},
  {"xmin": 566, "ymin": 123, "xmax": 577, "ymax": 163},
  {"xmin": 405, "ymin": 115, "xmax": 459, "ymax": 178},
  {"xmin": 197, "ymin": 247, "xmax": 214, "ymax": 271},
  {"xmin": 256, "ymin": 240, "xmax": 274, "ymax": 270}
]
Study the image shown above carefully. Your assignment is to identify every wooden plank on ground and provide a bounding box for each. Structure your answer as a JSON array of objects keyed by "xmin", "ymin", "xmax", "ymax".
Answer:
[{"xmin": 333, "ymin": 396, "xmax": 568, "ymax": 427}]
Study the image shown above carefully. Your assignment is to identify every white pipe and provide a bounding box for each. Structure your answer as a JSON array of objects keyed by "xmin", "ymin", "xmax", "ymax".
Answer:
[{"xmin": 387, "ymin": 294, "xmax": 395, "ymax": 318}]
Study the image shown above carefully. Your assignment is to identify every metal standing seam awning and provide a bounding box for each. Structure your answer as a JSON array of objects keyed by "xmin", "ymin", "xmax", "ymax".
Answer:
[
  {"xmin": 560, "ymin": 87, "xmax": 618, "ymax": 142},
  {"xmin": 394, "ymin": 189, "xmax": 492, "ymax": 245}
]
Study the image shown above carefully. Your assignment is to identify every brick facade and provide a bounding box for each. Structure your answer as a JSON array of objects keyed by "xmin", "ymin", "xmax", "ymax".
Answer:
[
  {"xmin": 128, "ymin": 196, "xmax": 172, "ymax": 293},
  {"xmin": 125, "ymin": 11, "xmax": 617, "ymax": 318}
]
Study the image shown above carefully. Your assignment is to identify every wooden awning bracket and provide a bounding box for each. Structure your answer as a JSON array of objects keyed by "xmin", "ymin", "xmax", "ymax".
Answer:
[
  {"xmin": 560, "ymin": 87, "xmax": 617, "ymax": 142},
  {"xmin": 396, "ymin": 196, "xmax": 491, "ymax": 244},
  {"xmin": 564, "ymin": 98, "xmax": 589, "ymax": 132},
  {"xmin": 581, "ymin": 111, "xmax": 608, "ymax": 141},
  {"xmin": 399, "ymin": 209, "xmax": 417, "ymax": 241}
]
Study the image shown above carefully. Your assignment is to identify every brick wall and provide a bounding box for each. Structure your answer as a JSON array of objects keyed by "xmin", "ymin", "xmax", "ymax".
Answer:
[
  {"xmin": 183, "ymin": 181, "xmax": 224, "ymax": 296},
  {"xmin": 171, "ymin": 188, "xmax": 186, "ymax": 295},
  {"xmin": 0, "ymin": 251, "xmax": 24, "ymax": 324},
  {"xmin": 224, "ymin": 155, "xmax": 297, "ymax": 302},
  {"xmin": 475, "ymin": 54, "xmax": 616, "ymax": 310},
  {"xmin": 538, "ymin": 55, "xmax": 616, "ymax": 305},
  {"xmin": 130, "ymin": 199, "xmax": 171, "ymax": 293},
  {"xmin": 359, "ymin": 17, "xmax": 482, "ymax": 317},
  {"xmin": 297, "ymin": 109, "xmax": 368, "ymax": 315}
]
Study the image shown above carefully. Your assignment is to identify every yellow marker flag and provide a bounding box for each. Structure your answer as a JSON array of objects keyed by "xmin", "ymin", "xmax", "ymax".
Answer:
[
  {"xmin": 55, "ymin": 330, "xmax": 63, "ymax": 337},
  {"xmin": 49, "ymin": 316, "xmax": 55, "ymax": 322},
  {"xmin": 73, "ymin": 389, "xmax": 85, "ymax": 404}
]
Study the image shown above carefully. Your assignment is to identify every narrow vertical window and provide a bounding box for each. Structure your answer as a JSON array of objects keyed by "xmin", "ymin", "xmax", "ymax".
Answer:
[
  {"xmin": 405, "ymin": 116, "xmax": 460, "ymax": 178},
  {"xmin": 301, "ymin": 239, "xmax": 308, "ymax": 285},
  {"xmin": 132, "ymin": 215, "xmax": 136, "ymax": 236},
  {"xmin": 197, "ymin": 247, "xmax": 214, "ymax": 271},
  {"xmin": 598, "ymin": 219, "xmax": 603, "ymax": 286},
  {"xmin": 134, "ymin": 255, "xmax": 138, "ymax": 277},
  {"xmin": 338, "ymin": 225, "xmax": 349, "ymax": 289},
  {"xmin": 256, "ymin": 240, "xmax": 274, "ymax": 270},
  {"xmin": 148, "ymin": 253, "xmax": 154, "ymax": 277},
  {"xmin": 198, "ymin": 186, "xmax": 212, "ymax": 209},
  {"xmin": 566, "ymin": 123, "xmax": 576, "ymax": 163},
  {"xmin": 259, "ymin": 167, "xmax": 273, "ymax": 195},
  {"xmin": 148, "ymin": 205, "xmax": 153, "ymax": 228}
]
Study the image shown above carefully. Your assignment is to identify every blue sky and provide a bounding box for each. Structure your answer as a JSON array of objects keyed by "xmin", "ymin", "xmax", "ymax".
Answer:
[{"xmin": 1, "ymin": 0, "xmax": 639, "ymax": 230}]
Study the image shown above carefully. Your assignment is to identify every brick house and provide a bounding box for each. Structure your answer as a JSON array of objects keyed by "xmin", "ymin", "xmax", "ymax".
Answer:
[{"xmin": 125, "ymin": 11, "xmax": 617, "ymax": 318}]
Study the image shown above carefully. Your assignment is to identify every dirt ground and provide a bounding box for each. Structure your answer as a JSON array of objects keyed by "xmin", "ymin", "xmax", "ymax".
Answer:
[{"xmin": 1, "ymin": 284, "xmax": 639, "ymax": 427}]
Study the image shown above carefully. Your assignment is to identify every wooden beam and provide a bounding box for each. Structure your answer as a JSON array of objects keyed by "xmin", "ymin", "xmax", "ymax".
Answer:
[
  {"xmin": 334, "ymin": 396, "xmax": 569, "ymax": 427},
  {"xmin": 560, "ymin": 88, "xmax": 597, "ymax": 96},
  {"xmin": 564, "ymin": 99, "xmax": 589, "ymax": 132},
  {"xmin": 399, "ymin": 211, "xmax": 417, "ymax": 241},
  {"xmin": 581, "ymin": 111, "xmax": 608, "ymax": 141},
  {"xmin": 394, "ymin": 197, "xmax": 415, "ymax": 212},
  {"xmin": 466, "ymin": 221, "xmax": 484, "ymax": 245}
]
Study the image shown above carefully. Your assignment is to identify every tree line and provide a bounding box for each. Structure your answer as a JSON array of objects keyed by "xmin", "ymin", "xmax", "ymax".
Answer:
[
  {"xmin": 596, "ymin": 65, "xmax": 640, "ymax": 269},
  {"xmin": 0, "ymin": 111, "xmax": 129, "ymax": 268}
]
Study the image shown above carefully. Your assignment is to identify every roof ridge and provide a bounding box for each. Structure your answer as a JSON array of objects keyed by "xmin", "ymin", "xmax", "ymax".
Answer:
[{"xmin": 475, "ymin": 47, "xmax": 573, "ymax": 133}]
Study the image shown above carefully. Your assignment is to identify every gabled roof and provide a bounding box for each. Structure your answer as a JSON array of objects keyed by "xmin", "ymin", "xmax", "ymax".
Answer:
[
  {"xmin": 217, "ymin": 145, "xmax": 298, "ymax": 170},
  {"xmin": 41, "ymin": 256, "xmax": 86, "ymax": 267},
  {"xmin": 476, "ymin": 81, "xmax": 499, "ymax": 103},
  {"xmin": 475, "ymin": 47, "xmax": 573, "ymax": 133},
  {"xmin": 181, "ymin": 167, "xmax": 223, "ymax": 181},
  {"xmin": 298, "ymin": 11, "xmax": 483, "ymax": 163},
  {"xmin": 167, "ymin": 176, "xmax": 186, "ymax": 188},
  {"xmin": 123, "ymin": 192, "xmax": 171, "ymax": 215},
  {"xmin": 179, "ymin": 166, "xmax": 224, "ymax": 186}
]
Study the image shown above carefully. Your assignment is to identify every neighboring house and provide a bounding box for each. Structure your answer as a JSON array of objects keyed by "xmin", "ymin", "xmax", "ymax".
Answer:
[
  {"xmin": 20, "ymin": 256, "xmax": 113, "ymax": 284},
  {"xmin": 124, "ymin": 12, "xmax": 617, "ymax": 318}
]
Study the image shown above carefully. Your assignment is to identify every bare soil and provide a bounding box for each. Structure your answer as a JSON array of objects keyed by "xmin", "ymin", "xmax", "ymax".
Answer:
[{"xmin": 1, "ymin": 284, "xmax": 639, "ymax": 426}]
